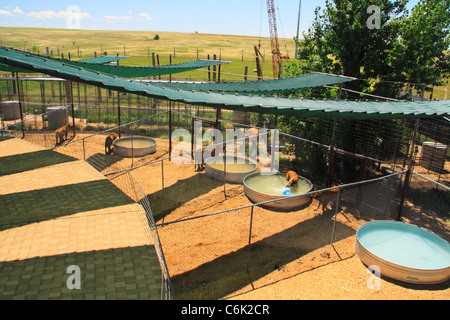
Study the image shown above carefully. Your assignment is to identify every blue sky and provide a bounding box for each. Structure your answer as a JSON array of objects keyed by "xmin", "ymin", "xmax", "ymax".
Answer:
[{"xmin": 0, "ymin": 0, "xmax": 419, "ymax": 38}]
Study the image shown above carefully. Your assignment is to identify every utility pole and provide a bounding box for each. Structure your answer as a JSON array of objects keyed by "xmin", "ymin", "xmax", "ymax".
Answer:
[{"xmin": 295, "ymin": 0, "xmax": 302, "ymax": 59}]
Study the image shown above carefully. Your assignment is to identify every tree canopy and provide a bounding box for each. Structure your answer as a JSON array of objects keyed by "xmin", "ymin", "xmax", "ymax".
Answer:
[{"xmin": 292, "ymin": 0, "xmax": 450, "ymax": 99}]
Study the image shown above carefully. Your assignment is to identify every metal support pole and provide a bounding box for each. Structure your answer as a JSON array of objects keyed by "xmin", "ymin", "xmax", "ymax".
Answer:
[
  {"xmin": 326, "ymin": 119, "xmax": 338, "ymax": 187},
  {"xmin": 246, "ymin": 206, "xmax": 255, "ymax": 290},
  {"xmin": 117, "ymin": 91, "xmax": 121, "ymax": 138},
  {"xmin": 295, "ymin": 0, "xmax": 302, "ymax": 59},
  {"xmin": 169, "ymin": 101, "xmax": 172, "ymax": 160},
  {"xmin": 397, "ymin": 118, "xmax": 420, "ymax": 221},
  {"xmin": 67, "ymin": 81, "xmax": 76, "ymax": 137},
  {"xmin": 15, "ymin": 73, "xmax": 25, "ymax": 139},
  {"xmin": 161, "ymin": 160, "xmax": 164, "ymax": 190},
  {"xmin": 223, "ymin": 151, "xmax": 227, "ymax": 199},
  {"xmin": 82, "ymin": 139, "xmax": 86, "ymax": 160}
]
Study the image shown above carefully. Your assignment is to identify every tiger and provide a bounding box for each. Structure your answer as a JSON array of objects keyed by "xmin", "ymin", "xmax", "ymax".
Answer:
[
  {"xmin": 105, "ymin": 132, "xmax": 118, "ymax": 155},
  {"xmin": 193, "ymin": 143, "xmax": 219, "ymax": 171},
  {"xmin": 285, "ymin": 170, "xmax": 299, "ymax": 187},
  {"xmin": 55, "ymin": 123, "xmax": 71, "ymax": 146},
  {"xmin": 313, "ymin": 181, "xmax": 342, "ymax": 213}
]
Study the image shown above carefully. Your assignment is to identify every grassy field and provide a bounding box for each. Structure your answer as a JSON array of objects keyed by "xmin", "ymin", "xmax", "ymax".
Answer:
[
  {"xmin": 0, "ymin": 27, "xmax": 448, "ymax": 98},
  {"xmin": 0, "ymin": 27, "xmax": 296, "ymax": 81}
]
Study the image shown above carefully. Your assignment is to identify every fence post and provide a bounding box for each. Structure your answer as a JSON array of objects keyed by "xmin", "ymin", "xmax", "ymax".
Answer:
[
  {"xmin": 161, "ymin": 160, "xmax": 164, "ymax": 190},
  {"xmin": 117, "ymin": 91, "xmax": 121, "ymax": 138},
  {"xmin": 66, "ymin": 81, "xmax": 76, "ymax": 138},
  {"xmin": 330, "ymin": 188, "xmax": 341, "ymax": 244},
  {"xmin": 169, "ymin": 101, "xmax": 172, "ymax": 160},
  {"xmin": 15, "ymin": 73, "xmax": 25, "ymax": 139},
  {"xmin": 397, "ymin": 118, "xmax": 419, "ymax": 221},
  {"xmin": 330, "ymin": 188, "xmax": 343, "ymax": 260},
  {"xmin": 246, "ymin": 206, "xmax": 255, "ymax": 290},
  {"xmin": 82, "ymin": 139, "xmax": 86, "ymax": 160}
]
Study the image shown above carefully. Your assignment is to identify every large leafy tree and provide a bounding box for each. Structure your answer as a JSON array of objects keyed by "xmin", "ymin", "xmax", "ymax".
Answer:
[
  {"xmin": 295, "ymin": 0, "xmax": 408, "ymax": 94},
  {"xmin": 390, "ymin": 0, "xmax": 450, "ymax": 91},
  {"xmin": 293, "ymin": 0, "xmax": 450, "ymax": 98}
]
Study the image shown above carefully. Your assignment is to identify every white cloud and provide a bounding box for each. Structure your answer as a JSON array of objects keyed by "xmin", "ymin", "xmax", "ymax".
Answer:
[
  {"xmin": 140, "ymin": 12, "xmax": 153, "ymax": 20},
  {"xmin": 0, "ymin": 9, "xmax": 13, "ymax": 16},
  {"xmin": 12, "ymin": 7, "xmax": 23, "ymax": 14},
  {"xmin": 104, "ymin": 15, "xmax": 132, "ymax": 20},
  {"xmin": 26, "ymin": 9, "xmax": 90, "ymax": 20},
  {"xmin": 26, "ymin": 10, "xmax": 56, "ymax": 19},
  {"xmin": 57, "ymin": 10, "xmax": 90, "ymax": 19}
]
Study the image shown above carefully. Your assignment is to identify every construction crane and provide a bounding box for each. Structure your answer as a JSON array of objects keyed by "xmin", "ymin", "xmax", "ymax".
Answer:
[
  {"xmin": 266, "ymin": 0, "xmax": 289, "ymax": 79},
  {"xmin": 267, "ymin": 0, "xmax": 280, "ymax": 78}
]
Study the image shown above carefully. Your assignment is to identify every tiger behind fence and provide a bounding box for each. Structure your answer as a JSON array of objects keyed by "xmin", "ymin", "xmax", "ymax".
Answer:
[
  {"xmin": 192, "ymin": 143, "xmax": 226, "ymax": 171},
  {"xmin": 55, "ymin": 123, "xmax": 71, "ymax": 146},
  {"xmin": 313, "ymin": 181, "xmax": 342, "ymax": 213},
  {"xmin": 105, "ymin": 132, "xmax": 118, "ymax": 155}
]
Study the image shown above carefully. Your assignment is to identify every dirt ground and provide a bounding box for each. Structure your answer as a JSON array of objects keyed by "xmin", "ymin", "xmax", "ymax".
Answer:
[{"xmin": 19, "ymin": 128, "xmax": 450, "ymax": 300}]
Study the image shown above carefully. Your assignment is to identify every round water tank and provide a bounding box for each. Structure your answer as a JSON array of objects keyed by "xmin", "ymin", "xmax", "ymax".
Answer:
[
  {"xmin": 2, "ymin": 101, "xmax": 21, "ymax": 121},
  {"xmin": 47, "ymin": 106, "xmax": 68, "ymax": 130},
  {"xmin": 231, "ymin": 111, "xmax": 249, "ymax": 125}
]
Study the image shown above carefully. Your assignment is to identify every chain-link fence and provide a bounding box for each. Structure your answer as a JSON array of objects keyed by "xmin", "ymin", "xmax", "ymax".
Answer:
[
  {"xmin": 2, "ymin": 87, "xmax": 449, "ymax": 300},
  {"xmin": 155, "ymin": 171, "xmax": 407, "ymax": 299},
  {"xmin": 402, "ymin": 171, "xmax": 450, "ymax": 242}
]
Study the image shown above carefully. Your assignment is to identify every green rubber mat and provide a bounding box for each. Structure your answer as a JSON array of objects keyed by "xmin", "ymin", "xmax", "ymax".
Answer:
[
  {"xmin": 0, "ymin": 245, "xmax": 163, "ymax": 300},
  {"xmin": 0, "ymin": 179, "xmax": 134, "ymax": 231},
  {"xmin": 0, "ymin": 149, "xmax": 77, "ymax": 177}
]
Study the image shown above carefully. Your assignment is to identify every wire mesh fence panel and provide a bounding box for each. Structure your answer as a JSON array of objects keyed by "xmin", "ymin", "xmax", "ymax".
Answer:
[
  {"xmin": 157, "ymin": 207, "xmax": 253, "ymax": 300},
  {"xmin": 246, "ymin": 199, "xmax": 345, "ymax": 287},
  {"xmin": 335, "ymin": 171, "xmax": 405, "ymax": 222},
  {"xmin": 2, "ymin": 83, "xmax": 449, "ymax": 300},
  {"xmin": 403, "ymin": 172, "xmax": 450, "ymax": 242}
]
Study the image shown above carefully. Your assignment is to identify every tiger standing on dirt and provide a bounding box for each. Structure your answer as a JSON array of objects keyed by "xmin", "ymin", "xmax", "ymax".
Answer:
[
  {"xmin": 105, "ymin": 132, "xmax": 118, "ymax": 155},
  {"xmin": 314, "ymin": 181, "xmax": 342, "ymax": 213},
  {"xmin": 55, "ymin": 123, "xmax": 71, "ymax": 146}
]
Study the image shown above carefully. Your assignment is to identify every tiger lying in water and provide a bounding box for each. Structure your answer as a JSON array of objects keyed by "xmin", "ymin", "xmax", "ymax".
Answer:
[
  {"xmin": 55, "ymin": 123, "xmax": 71, "ymax": 146},
  {"xmin": 105, "ymin": 132, "xmax": 118, "ymax": 155},
  {"xmin": 285, "ymin": 171, "xmax": 299, "ymax": 187}
]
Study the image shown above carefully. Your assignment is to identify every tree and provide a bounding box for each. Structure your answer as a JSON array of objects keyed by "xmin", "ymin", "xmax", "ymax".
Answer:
[
  {"xmin": 293, "ymin": 0, "xmax": 450, "ymax": 98},
  {"xmin": 390, "ymin": 0, "xmax": 450, "ymax": 91},
  {"xmin": 296, "ymin": 0, "xmax": 408, "ymax": 95}
]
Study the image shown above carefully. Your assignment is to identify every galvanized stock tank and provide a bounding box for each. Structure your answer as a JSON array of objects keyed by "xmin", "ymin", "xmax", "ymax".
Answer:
[
  {"xmin": 2, "ymin": 101, "xmax": 21, "ymax": 121},
  {"xmin": 113, "ymin": 136, "xmax": 157, "ymax": 157},
  {"xmin": 205, "ymin": 155, "xmax": 257, "ymax": 184},
  {"xmin": 47, "ymin": 106, "xmax": 68, "ymax": 130},
  {"xmin": 243, "ymin": 172, "xmax": 313, "ymax": 210},
  {"xmin": 355, "ymin": 220, "xmax": 450, "ymax": 284}
]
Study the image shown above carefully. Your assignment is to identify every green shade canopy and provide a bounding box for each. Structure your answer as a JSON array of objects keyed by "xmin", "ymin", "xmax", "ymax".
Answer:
[
  {"xmin": 31, "ymin": 50, "xmax": 231, "ymax": 77},
  {"xmin": 1, "ymin": 49, "xmax": 230, "ymax": 77},
  {"xmin": 78, "ymin": 56, "xmax": 131, "ymax": 64},
  {"xmin": 1, "ymin": 46, "xmax": 449, "ymax": 120},
  {"xmin": 0, "ymin": 62, "xmax": 33, "ymax": 73},
  {"xmin": 146, "ymin": 72, "xmax": 355, "ymax": 94}
]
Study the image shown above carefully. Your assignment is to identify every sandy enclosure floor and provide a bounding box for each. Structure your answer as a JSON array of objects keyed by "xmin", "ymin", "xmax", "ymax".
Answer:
[{"xmin": 21, "ymin": 130, "xmax": 450, "ymax": 300}]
